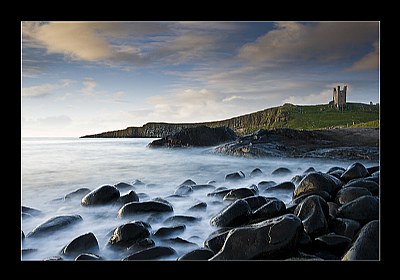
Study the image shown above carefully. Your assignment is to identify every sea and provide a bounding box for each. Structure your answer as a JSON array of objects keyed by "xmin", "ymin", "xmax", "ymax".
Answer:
[{"xmin": 21, "ymin": 137, "xmax": 379, "ymax": 260}]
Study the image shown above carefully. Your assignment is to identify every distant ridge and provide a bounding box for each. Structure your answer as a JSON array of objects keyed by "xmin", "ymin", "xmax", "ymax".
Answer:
[{"xmin": 80, "ymin": 102, "xmax": 379, "ymax": 138}]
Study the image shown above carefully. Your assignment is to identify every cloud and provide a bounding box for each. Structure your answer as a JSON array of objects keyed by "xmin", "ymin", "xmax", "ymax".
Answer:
[
  {"xmin": 22, "ymin": 80, "xmax": 73, "ymax": 97},
  {"xmin": 239, "ymin": 22, "xmax": 379, "ymax": 63},
  {"xmin": 81, "ymin": 77, "xmax": 97, "ymax": 95},
  {"xmin": 283, "ymin": 84, "xmax": 338, "ymax": 105},
  {"xmin": 347, "ymin": 41, "xmax": 379, "ymax": 71}
]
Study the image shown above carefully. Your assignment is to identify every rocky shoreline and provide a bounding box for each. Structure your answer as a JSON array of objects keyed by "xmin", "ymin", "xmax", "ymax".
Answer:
[{"xmin": 21, "ymin": 161, "xmax": 380, "ymax": 261}]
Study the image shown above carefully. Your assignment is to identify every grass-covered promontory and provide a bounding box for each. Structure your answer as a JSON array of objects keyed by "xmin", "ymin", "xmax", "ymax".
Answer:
[{"xmin": 81, "ymin": 102, "xmax": 379, "ymax": 138}]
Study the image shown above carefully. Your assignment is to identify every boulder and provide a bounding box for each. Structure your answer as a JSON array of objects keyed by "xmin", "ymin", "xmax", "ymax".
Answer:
[
  {"xmin": 225, "ymin": 171, "xmax": 245, "ymax": 181},
  {"xmin": 132, "ymin": 179, "xmax": 145, "ymax": 186},
  {"xmin": 174, "ymin": 185, "xmax": 193, "ymax": 196},
  {"xmin": 21, "ymin": 206, "xmax": 42, "ymax": 217},
  {"xmin": 291, "ymin": 191, "xmax": 331, "ymax": 206},
  {"xmin": 117, "ymin": 190, "xmax": 139, "ymax": 205},
  {"xmin": 75, "ymin": 253, "xmax": 101, "ymax": 260},
  {"xmin": 271, "ymin": 167, "xmax": 292, "ymax": 176},
  {"xmin": 60, "ymin": 232, "xmax": 99, "ymax": 258},
  {"xmin": 153, "ymin": 224, "xmax": 186, "ymax": 237},
  {"xmin": 335, "ymin": 187, "xmax": 372, "ymax": 205},
  {"xmin": 108, "ymin": 221, "xmax": 150, "ymax": 248},
  {"xmin": 329, "ymin": 218, "xmax": 361, "ymax": 239},
  {"xmin": 122, "ymin": 246, "xmax": 177, "ymax": 260},
  {"xmin": 340, "ymin": 162, "xmax": 369, "ymax": 182},
  {"xmin": 337, "ymin": 195, "xmax": 379, "ymax": 225},
  {"xmin": 243, "ymin": 195, "xmax": 270, "ymax": 211},
  {"xmin": 81, "ymin": 185, "xmax": 120, "ymax": 206},
  {"xmin": 223, "ymin": 188, "xmax": 256, "ymax": 201},
  {"xmin": 64, "ymin": 188, "xmax": 91, "ymax": 200},
  {"xmin": 26, "ymin": 215, "xmax": 83, "ymax": 238},
  {"xmin": 117, "ymin": 201, "xmax": 173, "ymax": 218},
  {"xmin": 114, "ymin": 182, "xmax": 135, "ymax": 190},
  {"xmin": 313, "ymin": 233, "xmax": 352, "ymax": 256},
  {"xmin": 177, "ymin": 248, "xmax": 215, "ymax": 260},
  {"xmin": 207, "ymin": 189, "xmax": 232, "ymax": 199},
  {"xmin": 249, "ymin": 168, "xmax": 263, "ymax": 177},
  {"xmin": 342, "ymin": 178, "xmax": 379, "ymax": 195},
  {"xmin": 327, "ymin": 202, "xmax": 339, "ymax": 219},
  {"xmin": 210, "ymin": 199, "xmax": 251, "ymax": 227},
  {"xmin": 179, "ymin": 179, "xmax": 196, "ymax": 186},
  {"xmin": 293, "ymin": 172, "xmax": 342, "ymax": 198},
  {"xmin": 188, "ymin": 202, "xmax": 207, "ymax": 211},
  {"xmin": 191, "ymin": 184, "xmax": 215, "ymax": 191},
  {"xmin": 294, "ymin": 195, "xmax": 329, "ymax": 238},
  {"xmin": 164, "ymin": 215, "xmax": 201, "ymax": 224},
  {"xmin": 204, "ymin": 228, "xmax": 231, "ymax": 254},
  {"xmin": 258, "ymin": 181, "xmax": 277, "ymax": 190},
  {"xmin": 210, "ymin": 214, "xmax": 303, "ymax": 260},
  {"xmin": 342, "ymin": 220, "xmax": 379, "ymax": 260},
  {"xmin": 251, "ymin": 198, "xmax": 286, "ymax": 222},
  {"xmin": 265, "ymin": 181, "xmax": 295, "ymax": 192}
]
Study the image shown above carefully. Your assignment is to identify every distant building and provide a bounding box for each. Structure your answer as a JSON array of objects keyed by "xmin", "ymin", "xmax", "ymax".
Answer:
[{"xmin": 332, "ymin": 85, "xmax": 347, "ymax": 111}]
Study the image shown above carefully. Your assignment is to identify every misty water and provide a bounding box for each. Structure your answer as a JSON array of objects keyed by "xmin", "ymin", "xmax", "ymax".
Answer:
[{"xmin": 21, "ymin": 137, "xmax": 378, "ymax": 260}]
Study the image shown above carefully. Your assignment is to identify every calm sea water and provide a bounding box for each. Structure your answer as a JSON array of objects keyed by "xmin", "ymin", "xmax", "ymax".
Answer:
[{"xmin": 21, "ymin": 137, "xmax": 379, "ymax": 260}]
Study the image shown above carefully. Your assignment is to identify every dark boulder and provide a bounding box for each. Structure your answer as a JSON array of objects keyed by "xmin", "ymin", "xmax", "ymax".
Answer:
[
  {"xmin": 225, "ymin": 171, "xmax": 245, "ymax": 181},
  {"xmin": 303, "ymin": 167, "xmax": 317, "ymax": 174},
  {"xmin": 174, "ymin": 185, "xmax": 193, "ymax": 196},
  {"xmin": 293, "ymin": 172, "xmax": 342, "ymax": 198},
  {"xmin": 243, "ymin": 195, "xmax": 270, "ymax": 211},
  {"xmin": 153, "ymin": 224, "xmax": 186, "ymax": 237},
  {"xmin": 343, "ymin": 178, "xmax": 379, "ymax": 195},
  {"xmin": 327, "ymin": 169, "xmax": 344, "ymax": 179},
  {"xmin": 340, "ymin": 162, "xmax": 369, "ymax": 182},
  {"xmin": 60, "ymin": 232, "xmax": 99, "ymax": 258},
  {"xmin": 117, "ymin": 201, "xmax": 173, "ymax": 218},
  {"xmin": 313, "ymin": 233, "xmax": 352, "ymax": 256},
  {"xmin": 207, "ymin": 189, "xmax": 232, "ymax": 199},
  {"xmin": 108, "ymin": 221, "xmax": 150, "ymax": 249},
  {"xmin": 148, "ymin": 125, "xmax": 237, "ymax": 147},
  {"xmin": 327, "ymin": 166, "xmax": 346, "ymax": 173},
  {"xmin": 117, "ymin": 190, "xmax": 139, "ymax": 205},
  {"xmin": 291, "ymin": 175, "xmax": 304, "ymax": 185},
  {"xmin": 337, "ymin": 195, "xmax": 379, "ymax": 225},
  {"xmin": 164, "ymin": 215, "xmax": 201, "ymax": 225},
  {"xmin": 26, "ymin": 215, "xmax": 83, "ymax": 238},
  {"xmin": 335, "ymin": 187, "xmax": 372, "ymax": 205},
  {"xmin": 191, "ymin": 184, "xmax": 215, "ymax": 191},
  {"xmin": 271, "ymin": 167, "xmax": 292, "ymax": 176},
  {"xmin": 122, "ymin": 246, "xmax": 177, "ymax": 260},
  {"xmin": 329, "ymin": 218, "xmax": 361, "ymax": 239},
  {"xmin": 203, "ymin": 228, "xmax": 231, "ymax": 254},
  {"xmin": 258, "ymin": 181, "xmax": 277, "ymax": 190},
  {"xmin": 81, "ymin": 185, "xmax": 120, "ymax": 206},
  {"xmin": 291, "ymin": 190, "xmax": 331, "ymax": 206},
  {"xmin": 210, "ymin": 199, "xmax": 251, "ymax": 227},
  {"xmin": 178, "ymin": 248, "xmax": 215, "ymax": 260},
  {"xmin": 294, "ymin": 195, "xmax": 329, "ymax": 238},
  {"xmin": 366, "ymin": 165, "xmax": 379, "ymax": 175},
  {"xmin": 64, "ymin": 188, "xmax": 91, "ymax": 200},
  {"xmin": 188, "ymin": 202, "xmax": 207, "ymax": 211},
  {"xmin": 249, "ymin": 168, "xmax": 263, "ymax": 177},
  {"xmin": 210, "ymin": 214, "xmax": 303, "ymax": 260},
  {"xmin": 342, "ymin": 220, "xmax": 379, "ymax": 260},
  {"xmin": 251, "ymin": 198, "xmax": 286, "ymax": 222},
  {"xmin": 179, "ymin": 179, "xmax": 196, "ymax": 186},
  {"xmin": 223, "ymin": 188, "xmax": 256, "ymax": 201},
  {"xmin": 114, "ymin": 182, "xmax": 135, "ymax": 190},
  {"xmin": 265, "ymin": 181, "xmax": 295, "ymax": 192},
  {"xmin": 75, "ymin": 253, "xmax": 101, "ymax": 260},
  {"xmin": 126, "ymin": 238, "xmax": 155, "ymax": 253},
  {"xmin": 327, "ymin": 202, "xmax": 339, "ymax": 219}
]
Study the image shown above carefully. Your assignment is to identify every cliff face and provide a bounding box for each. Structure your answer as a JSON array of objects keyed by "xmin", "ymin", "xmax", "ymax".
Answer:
[{"xmin": 80, "ymin": 104, "xmax": 289, "ymax": 138}]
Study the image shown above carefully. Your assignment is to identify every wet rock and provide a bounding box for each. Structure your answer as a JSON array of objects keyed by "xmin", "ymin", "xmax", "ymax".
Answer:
[
  {"xmin": 367, "ymin": 166, "xmax": 379, "ymax": 175},
  {"xmin": 291, "ymin": 175, "xmax": 304, "ymax": 185},
  {"xmin": 204, "ymin": 228, "xmax": 231, "ymax": 254},
  {"xmin": 327, "ymin": 202, "xmax": 339, "ymax": 219},
  {"xmin": 265, "ymin": 181, "xmax": 295, "ymax": 192},
  {"xmin": 210, "ymin": 214, "xmax": 303, "ymax": 260},
  {"xmin": 313, "ymin": 233, "xmax": 352, "ymax": 256},
  {"xmin": 115, "ymin": 182, "xmax": 135, "ymax": 190},
  {"xmin": 249, "ymin": 184, "xmax": 259, "ymax": 195},
  {"xmin": 178, "ymin": 248, "xmax": 215, "ymax": 260},
  {"xmin": 225, "ymin": 171, "xmax": 245, "ymax": 181},
  {"xmin": 126, "ymin": 238, "xmax": 155, "ymax": 253},
  {"xmin": 188, "ymin": 202, "xmax": 207, "ymax": 211},
  {"xmin": 342, "ymin": 220, "xmax": 379, "ymax": 260},
  {"xmin": 327, "ymin": 166, "xmax": 346, "ymax": 173},
  {"xmin": 293, "ymin": 172, "xmax": 342, "ymax": 198},
  {"xmin": 64, "ymin": 188, "xmax": 91, "ymax": 200},
  {"xmin": 174, "ymin": 185, "xmax": 193, "ymax": 196},
  {"xmin": 179, "ymin": 179, "xmax": 196, "ymax": 186},
  {"xmin": 243, "ymin": 195, "xmax": 270, "ymax": 211},
  {"xmin": 164, "ymin": 215, "xmax": 201, "ymax": 225},
  {"xmin": 294, "ymin": 195, "xmax": 329, "ymax": 238},
  {"xmin": 327, "ymin": 169, "xmax": 344, "ymax": 179},
  {"xmin": 81, "ymin": 185, "xmax": 120, "ymax": 206},
  {"xmin": 118, "ymin": 201, "xmax": 173, "ymax": 218},
  {"xmin": 335, "ymin": 187, "xmax": 372, "ymax": 205},
  {"xmin": 329, "ymin": 218, "xmax": 361, "ymax": 239},
  {"xmin": 153, "ymin": 224, "xmax": 186, "ymax": 237},
  {"xmin": 163, "ymin": 237, "xmax": 199, "ymax": 247},
  {"xmin": 26, "ymin": 214, "xmax": 83, "ymax": 238},
  {"xmin": 75, "ymin": 253, "xmax": 101, "ymax": 260},
  {"xmin": 343, "ymin": 178, "xmax": 379, "ymax": 195},
  {"xmin": 249, "ymin": 168, "xmax": 263, "ymax": 177},
  {"xmin": 291, "ymin": 191, "xmax": 331, "ymax": 206},
  {"xmin": 21, "ymin": 206, "xmax": 42, "ymax": 217},
  {"xmin": 207, "ymin": 189, "xmax": 232, "ymax": 199},
  {"xmin": 132, "ymin": 179, "xmax": 145, "ymax": 186},
  {"xmin": 118, "ymin": 190, "xmax": 139, "ymax": 205},
  {"xmin": 122, "ymin": 246, "xmax": 177, "ymax": 260},
  {"xmin": 210, "ymin": 199, "xmax": 251, "ymax": 227},
  {"xmin": 337, "ymin": 195, "xmax": 379, "ymax": 225},
  {"xmin": 223, "ymin": 188, "xmax": 256, "ymax": 201},
  {"xmin": 251, "ymin": 198, "xmax": 286, "ymax": 222},
  {"xmin": 258, "ymin": 181, "xmax": 277, "ymax": 190},
  {"xmin": 191, "ymin": 184, "xmax": 215, "ymax": 191},
  {"xmin": 108, "ymin": 221, "xmax": 150, "ymax": 249},
  {"xmin": 271, "ymin": 167, "xmax": 292, "ymax": 175},
  {"xmin": 340, "ymin": 162, "xmax": 369, "ymax": 182},
  {"xmin": 60, "ymin": 232, "xmax": 99, "ymax": 258},
  {"xmin": 153, "ymin": 197, "xmax": 173, "ymax": 208}
]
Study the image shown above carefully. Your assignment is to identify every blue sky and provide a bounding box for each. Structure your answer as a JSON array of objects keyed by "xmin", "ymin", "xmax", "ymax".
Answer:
[{"xmin": 21, "ymin": 21, "xmax": 379, "ymax": 137}]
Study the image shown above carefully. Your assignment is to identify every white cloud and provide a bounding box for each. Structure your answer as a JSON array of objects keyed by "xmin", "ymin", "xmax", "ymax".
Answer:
[
  {"xmin": 81, "ymin": 77, "xmax": 97, "ymax": 95},
  {"xmin": 347, "ymin": 41, "xmax": 379, "ymax": 71},
  {"xmin": 283, "ymin": 84, "xmax": 337, "ymax": 105},
  {"xmin": 239, "ymin": 22, "xmax": 379, "ymax": 63},
  {"xmin": 22, "ymin": 80, "xmax": 73, "ymax": 97}
]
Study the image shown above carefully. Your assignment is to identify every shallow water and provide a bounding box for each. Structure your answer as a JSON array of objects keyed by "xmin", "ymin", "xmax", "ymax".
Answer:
[{"xmin": 21, "ymin": 137, "xmax": 379, "ymax": 260}]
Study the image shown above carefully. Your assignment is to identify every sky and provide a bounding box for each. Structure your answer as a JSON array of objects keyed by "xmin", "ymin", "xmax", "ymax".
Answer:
[{"xmin": 21, "ymin": 21, "xmax": 380, "ymax": 137}]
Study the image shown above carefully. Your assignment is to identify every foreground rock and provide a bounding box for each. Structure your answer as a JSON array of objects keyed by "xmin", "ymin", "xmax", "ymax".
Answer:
[
  {"xmin": 60, "ymin": 232, "xmax": 99, "ymax": 258},
  {"xmin": 148, "ymin": 125, "xmax": 237, "ymax": 147},
  {"xmin": 210, "ymin": 214, "xmax": 303, "ymax": 260},
  {"xmin": 81, "ymin": 185, "xmax": 120, "ymax": 206},
  {"xmin": 118, "ymin": 201, "xmax": 173, "ymax": 218},
  {"xmin": 26, "ymin": 215, "xmax": 83, "ymax": 238}
]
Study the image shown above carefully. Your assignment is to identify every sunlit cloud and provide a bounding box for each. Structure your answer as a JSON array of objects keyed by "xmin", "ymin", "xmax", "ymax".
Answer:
[
  {"xmin": 22, "ymin": 79, "xmax": 74, "ymax": 97},
  {"xmin": 347, "ymin": 41, "xmax": 379, "ymax": 72}
]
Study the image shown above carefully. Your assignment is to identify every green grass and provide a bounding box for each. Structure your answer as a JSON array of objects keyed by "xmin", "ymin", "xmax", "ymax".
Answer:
[{"xmin": 281, "ymin": 103, "xmax": 379, "ymax": 130}]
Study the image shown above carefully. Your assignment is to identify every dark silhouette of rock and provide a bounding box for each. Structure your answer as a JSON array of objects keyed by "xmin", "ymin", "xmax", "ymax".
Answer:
[
  {"xmin": 340, "ymin": 162, "xmax": 369, "ymax": 182},
  {"xmin": 174, "ymin": 185, "xmax": 193, "ymax": 196},
  {"xmin": 26, "ymin": 215, "xmax": 83, "ymax": 238},
  {"xmin": 250, "ymin": 168, "xmax": 263, "ymax": 177},
  {"xmin": 337, "ymin": 195, "xmax": 379, "ymax": 225},
  {"xmin": 271, "ymin": 167, "xmax": 292, "ymax": 175},
  {"xmin": 22, "ymin": 206, "xmax": 42, "ymax": 217},
  {"xmin": 64, "ymin": 188, "xmax": 91, "ymax": 200},
  {"xmin": 179, "ymin": 179, "xmax": 196, "ymax": 186},
  {"xmin": 335, "ymin": 187, "xmax": 372, "ymax": 205},
  {"xmin": 210, "ymin": 199, "xmax": 251, "ymax": 227},
  {"xmin": 153, "ymin": 224, "xmax": 186, "ymax": 237},
  {"xmin": 122, "ymin": 246, "xmax": 177, "ymax": 260},
  {"xmin": 329, "ymin": 218, "xmax": 361, "ymax": 239},
  {"xmin": 210, "ymin": 214, "xmax": 303, "ymax": 260},
  {"xmin": 225, "ymin": 171, "xmax": 245, "ymax": 181},
  {"xmin": 203, "ymin": 228, "xmax": 231, "ymax": 254},
  {"xmin": 343, "ymin": 178, "xmax": 379, "ymax": 195},
  {"xmin": 265, "ymin": 181, "xmax": 295, "ymax": 192},
  {"xmin": 313, "ymin": 233, "xmax": 352, "ymax": 256},
  {"xmin": 251, "ymin": 198, "xmax": 286, "ymax": 222},
  {"xmin": 223, "ymin": 188, "xmax": 256, "ymax": 201},
  {"xmin": 118, "ymin": 201, "xmax": 173, "ymax": 218},
  {"xmin": 164, "ymin": 215, "xmax": 201, "ymax": 225},
  {"xmin": 177, "ymin": 248, "xmax": 214, "ymax": 260},
  {"xmin": 75, "ymin": 253, "xmax": 101, "ymax": 260},
  {"xmin": 81, "ymin": 185, "xmax": 120, "ymax": 206},
  {"xmin": 342, "ymin": 220, "xmax": 379, "ymax": 260},
  {"xmin": 108, "ymin": 221, "xmax": 150, "ymax": 249},
  {"xmin": 114, "ymin": 182, "xmax": 135, "ymax": 190},
  {"xmin": 243, "ymin": 195, "xmax": 270, "ymax": 211},
  {"xmin": 117, "ymin": 190, "xmax": 139, "ymax": 205},
  {"xmin": 188, "ymin": 202, "xmax": 207, "ymax": 211},
  {"xmin": 60, "ymin": 232, "xmax": 99, "ymax": 258},
  {"xmin": 293, "ymin": 172, "xmax": 342, "ymax": 198}
]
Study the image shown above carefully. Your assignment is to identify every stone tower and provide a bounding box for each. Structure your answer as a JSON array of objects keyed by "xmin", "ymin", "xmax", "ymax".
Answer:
[{"xmin": 333, "ymin": 85, "xmax": 347, "ymax": 111}]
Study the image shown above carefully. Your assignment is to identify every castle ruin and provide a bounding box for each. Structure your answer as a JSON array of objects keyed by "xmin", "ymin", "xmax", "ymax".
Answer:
[{"xmin": 332, "ymin": 85, "xmax": 347, "ymax": 111}]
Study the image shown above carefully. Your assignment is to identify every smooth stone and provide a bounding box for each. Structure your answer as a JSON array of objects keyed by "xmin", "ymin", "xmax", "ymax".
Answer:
[
  {"xmin": 117, "ymin": 190, "xmax": 139, "ymax": 205},
  {"xmin": 340, "ymin": 162, "xmax": 369, "ymax": 182},
  {"xmin": 313, "ymin": 233, "xmax": 352, "ymax": 256},
  {"xmin": 251, "ymin": 198, "xmax": 286, "ymax": 221},
  {"xmin": 225, "ymin": 171, "xmax": 245, "ymax": 181},
  {"xmin": 164, "ymin": 215, "xmax": 201, "ymax": 224},
  {"xmin": 327, "ymin": 201, "xmax": 339, "ymax": 219},
  {"xmin": 21, "ymin": 206, "xmax": 42, "ymax": 217},
  {"xmin": 60, "ymin": 232, "xmax": 99, "ymax": 258},
  {"xmin": 223, "ymin": 188, "xmax": 256, "ymax": 201},
  {"xmin": 343, "ymin": 178, "xmax": 379, "ymax": 195},
  {"xmin": 174, "ymin": 185, "xmax": 193, "ymax": 196},
  {"xmin": 264, "ymin": 181, "xmax": 295, "ymax": 192},
  {"xmin": 203, "ymin": 228, "xmax": 231, "ymax": 254},
  {"xmin": 207, "ymin": 189, "xmax": 232, "ymax": 199},
  {"xmin": 122, "ymin": 246, "xmax": 177, "ymax": 260},
  {"xmin": 81, "ymin": 185, "xmax": 120, "ymax": 206},
  {"xmin": 153, "ymin": 224, "xmax": 186, "ymax": 237},
  {"xmin": 108, "ymin": 221, "xmax": 150, "ymax": 248},
  {"xmin": 191, "ymin": 184, "xmax": 215, "ymax": 191},
  {"xmin": 258, "ymin": 181, "xmax": 277, "ymax": 190},
  {"xmin": 293, "ymin": 172, "xmax": 342, "ymax": 198},
  {"xmin": 115, "ymin": 182, "xmax": 135, "ymax": 190},
  {"xmin": 291, "ymin": 190, "xmax": 331, "ymax": 206},
  {"xmin": 188, "ymin": 202, "xmax": 207, "ymax": 211},
  {"xmin": 329, "ymin": 218, "xmax": 361, "ymax": 239},
  {"xmin": 132, "ymin": 179, "xmax": 145, "ymax": 186},
  {"xmin": 75, "ymin": 253, "xmax": 101, "ymax": 260},
  {"xmin": 366, "ymin": 166, "xmax": 379, "ymax": 175},
  {"xmin": 271, "ymin": 167, "xmax": 292, "ymax": 175},
  {"xmin": 117, "ymin": 201, "xmax": 173, "ymax": 218},
  {"xmin": 243, "ymin": 195, "xmax": 270, "ymax": 211},
  {"xmin": 177, "ymin": 248, "xmax": 215, "ymax": 260},
  {"xmin": 26, "ymin": 215, "xmax": 83, "ymax": 238},
  {"xmin": 210, "ymin": 199, "xmax": 251, "ymax": 227},
  {"xmin": 179, "ymin": 179, "xmax": 196, "ymax": 186},
  {"xmin": 337, "ymin": 195, "xmax": 379, "ymax": 225},
  {"xmin": 249, "ymin": 168, "xmax": 263, "ymax": 177},
  {"xmin": 64, "ymin": 188, "xmax": 91, "ymax": 200},
  {"xmin": 335, "ymin": 187, "xmax": 372, "ymax": 205}
]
